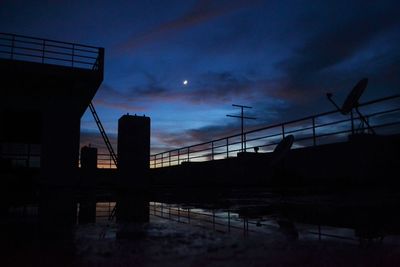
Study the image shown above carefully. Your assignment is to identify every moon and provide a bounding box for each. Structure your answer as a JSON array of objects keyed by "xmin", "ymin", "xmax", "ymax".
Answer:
[{"xmin": 183, "ymin": 80, "xmax": 188, "ymax": 86}]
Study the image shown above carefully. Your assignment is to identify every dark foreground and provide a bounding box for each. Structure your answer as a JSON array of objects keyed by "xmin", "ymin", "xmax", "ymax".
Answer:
[{"xmin": 2, "ymin": 190, "xmax": 400, "ymax": 267}]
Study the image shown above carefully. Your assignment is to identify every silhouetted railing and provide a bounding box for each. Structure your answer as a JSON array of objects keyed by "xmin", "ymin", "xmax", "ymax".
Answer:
[
  {"xmin": 0, "ymin": 32, "xmax": 104, "ymax": 71},
  {"xmin": 149, "ymin": 202, "xmax": 363, "ymax": 241},
  {"xmin": 150, "ymin": 95, "xmax": 400, "ymax": 168}
]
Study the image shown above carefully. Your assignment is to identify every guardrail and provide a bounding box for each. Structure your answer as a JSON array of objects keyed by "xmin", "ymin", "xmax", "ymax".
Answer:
[
  {"xmin": 149, "ymin": 202, "xmax": 362, "ymax": 241},
  {"xmin": 149, "ymin": 95, "xmax": 400, "ymax": 168},
  {"xmin": 0, "ymin": 32, "xmax": 104, "ymax": 71}
]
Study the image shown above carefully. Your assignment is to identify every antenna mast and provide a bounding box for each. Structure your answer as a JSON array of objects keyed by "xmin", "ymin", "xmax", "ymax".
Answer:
[{"xmin": 227, "ymin": 104, "xmax": 256, "ymax": 152}]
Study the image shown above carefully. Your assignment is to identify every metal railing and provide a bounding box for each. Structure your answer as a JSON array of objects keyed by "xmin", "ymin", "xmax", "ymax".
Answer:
[
  {"xmin": 149, "ymin": 202, "xmax": 364, "ymax": 242},
  {"xmin": 150, "ymin": 95, "xmax": 400, "ymax": 168},
  {"xmin": 0, "ymin": 32, "xmax": 104, "ymax": 71}
]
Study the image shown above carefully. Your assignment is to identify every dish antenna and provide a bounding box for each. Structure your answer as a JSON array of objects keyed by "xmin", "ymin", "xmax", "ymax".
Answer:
[
  {"xmin": 326, "ymin": 78, "xmax": 375, "ymax": 134},
  {"xmin": 270, "ymin": 134, "xmax": 294, "ymax": 165}
]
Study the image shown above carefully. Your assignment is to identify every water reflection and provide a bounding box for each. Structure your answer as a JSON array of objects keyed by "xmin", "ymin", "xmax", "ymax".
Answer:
[{"xmin": 5, "ymin": 197, "xmax": 400, "ymax": 246}]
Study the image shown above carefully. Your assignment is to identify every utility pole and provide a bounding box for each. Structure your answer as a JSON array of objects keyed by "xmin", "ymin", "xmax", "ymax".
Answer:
[{"xmin": 226, "ymin": 104, "xmax": 256, "ymax": 152}]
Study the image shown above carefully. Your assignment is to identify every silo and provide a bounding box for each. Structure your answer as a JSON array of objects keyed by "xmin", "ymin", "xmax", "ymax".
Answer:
[
  {"xmin": 116, "ymin": 114, "xmax": 151, "ymax": 224},
  {"xmin": 117, "ymin": 114, "xmax": 150, "ymax": 174}
]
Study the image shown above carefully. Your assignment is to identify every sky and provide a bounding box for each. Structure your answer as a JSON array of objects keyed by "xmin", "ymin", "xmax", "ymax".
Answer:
[{"xmin": 2, "ymin": 0, "xmax": 399, "ymax": 155}]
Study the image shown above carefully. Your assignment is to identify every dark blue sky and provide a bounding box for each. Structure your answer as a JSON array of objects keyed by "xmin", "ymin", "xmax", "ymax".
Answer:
[{"xmin": 2, "ymin": 0, "xmax": 399, "ymax": 153}]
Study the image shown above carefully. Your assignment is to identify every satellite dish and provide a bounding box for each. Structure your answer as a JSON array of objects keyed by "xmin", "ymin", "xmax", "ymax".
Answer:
[
  {"xmin": 326, "ymin": 78, "xmax": 375, "ymax": 134},
  {"xmin": 341, "ymin": 78, "xmax": 368, "ymax": 115},
  {"xmin": 272, "ymin": 134, "xmax": 294, "ymax": 164}
]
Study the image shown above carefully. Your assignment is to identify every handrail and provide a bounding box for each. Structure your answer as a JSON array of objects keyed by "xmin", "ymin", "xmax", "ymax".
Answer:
[
  {"xmin": 150, "ymin": 94, "xmax": 400, "ymax": 168},
  {"xmin": 0, "ymin": 32, "xmax": 103, "ymax": 71}
]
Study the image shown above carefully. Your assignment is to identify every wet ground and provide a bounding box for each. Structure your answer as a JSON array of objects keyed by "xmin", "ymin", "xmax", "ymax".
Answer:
[
  {"xmin": 2, "ymin": 210, "xmax": 400, "ymax": 266},
  {"xmin": 2, "ymin": 190, "xmax": 400, "ymax": 266},
  {"xmin": 71, "ymin": 216, "xmax": 400, "ymax": 267}
]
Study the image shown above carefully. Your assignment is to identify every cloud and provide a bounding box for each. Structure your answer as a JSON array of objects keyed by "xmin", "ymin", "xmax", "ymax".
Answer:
[
  {"xmin": 276, "ymin": 2, "xmax": 400, "ymax": 92},
  {"xmin": 116, "ymin": 0, "xmax": 261, "ymax": 53}
]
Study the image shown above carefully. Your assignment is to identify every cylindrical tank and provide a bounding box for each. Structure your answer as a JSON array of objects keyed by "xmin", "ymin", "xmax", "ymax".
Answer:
[
  {"xmin": 80, "ymin": 145, "xmax": 97, "ymax": 169},
  {"xmin": 117, "ymin": 114, "xmax": 150, "ymax": 173}
]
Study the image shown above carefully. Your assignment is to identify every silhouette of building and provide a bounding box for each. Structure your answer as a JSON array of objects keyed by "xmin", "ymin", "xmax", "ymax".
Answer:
[{"xmin": 0, "ymin": 33, "xmax": 104, "ymax": 186}]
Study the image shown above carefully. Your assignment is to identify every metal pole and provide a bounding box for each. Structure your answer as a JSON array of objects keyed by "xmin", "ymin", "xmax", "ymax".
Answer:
[
  {"xmin": 228, "ymin": 211, "xmax": 231, "ymax": 233},
  {"xmin": 72, "ymin": 44, "xmax": 75, "ymax": 67},
  {"xmin": 42, "ymin": 40, "xmax": 45, "ymax": 64},
  {"xmin": 213, "ymin": 210, "xmax": 215, "ymax": 231},
  {"xmin": 241, "ymin": 106, "xmax": 244, "ymax": 152},
  {"xmin": 211, "ymin": 141, "xmax": 214, "ymax": 160},
  {"xmin": 227, "ymin": 104, "xmax": 256, "ymax": 153},
  {"xmin": 226, "ymin": 138, "xmax": 229, "ymax": 158},
  {"xmin": 351, "ymin": 110, "xmax": 355, "ymax": 135},
  {"xmin": 312, "ymin": 117, "xmax": 316, "ymax": 146},
  {"xmin": 11, "ymin": 35, "xmax": 15, "ymax": 60}
]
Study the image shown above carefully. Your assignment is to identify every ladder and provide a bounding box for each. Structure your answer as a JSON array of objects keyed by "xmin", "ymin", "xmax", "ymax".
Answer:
[{"xmin": 88, "ymin": 102, "xmax": 118, "ymax": 167}]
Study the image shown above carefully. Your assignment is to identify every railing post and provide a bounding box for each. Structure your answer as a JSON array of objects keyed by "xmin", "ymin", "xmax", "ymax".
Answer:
[
  {"xmin": 72, "ymin": 44, "xmax": 75, "ymax": 67},
  {"xmin": 109, "ymin": 154, "xmax": 112, "ymax": 168},
  {"xmin": 10, "ymin": 35, "xmax": 15, "ymax": 60},
  {"xmin": 177, "ymin": 149, "xmax": 180, "ymax": 165},
  {"xmin": 212, "ymin": 210, "xmax": 215, "ymax": 231},
  {"xmin": 211, "ymin": 141, "xmax": 214, "ymax": 160},
  {"xmin": 350, "ymin": 110, "xmax": 355, "ymax": 135},
  {"xmin": 312, "ymin": 117, "xmax": 316, "ymax": 146},
  {"xmin": 228, "ymin": 210, "xmax": 231, "ymax": 233},
  {"xmin": 42, "ymin": 40, "xmax": 45, "ymax": 64},
  {"xmin": 161, "ymin": 153, "xmax": 164, "ymax": 167},
  {"xmin": 169, "ymin": 151, "xmax": 171, "ymax": 167},
  {"xmin": 226, "ymin": 138, "xmax": 229, "ymax": 158},
  {"xmin": 187, "ymin": 147, "xmax": 190, "ymax": 162},
  {"xmin": 244, "ymin": 132, "xmax": 247, "ymax": 151},
  {"xmin": 281, "ymin": 124, "xmax": 285, "ymax": 138}
]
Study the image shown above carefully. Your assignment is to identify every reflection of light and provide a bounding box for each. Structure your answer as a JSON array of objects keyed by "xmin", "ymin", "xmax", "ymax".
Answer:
[{"xmin": 183, "ymin": 80, "xmax": 188, "ymax": 85}]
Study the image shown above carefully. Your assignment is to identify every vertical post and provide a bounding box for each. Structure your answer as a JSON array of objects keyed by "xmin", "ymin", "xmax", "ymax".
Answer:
[
  {"xmin": 350, "ymin": 110, "xmax": 355, "ymax": 135},
  {"xmin": 187, "ymin": 147, "xmax": 190, "ymax": 162},
  {"xmin": 177, "ymin": 149, "xmax": 180, "ymax": 165},
  {"xmin": 244, "ymin": 132, "xmax": 247, "ymax": 151},
  {"xmin": 318, "ymin": 224, "xmax": 321, "ymax": 241},
  {"xmin": 241, "ymin": 106, "xmax": 244, "ymax": 152},
  {"xmin": 178, "ymin": 207, "xmax": 180, "ymax": 222},
  {"xmin": 188, "ymin": 208, "xmax": 190, "ymax": 224},
  {"xmin": 211, "ymin": 141, "xmax": 214, "ymax": 160},
  {"xmin": 226, "ymin": 138, "xmax": 229, "ymax": 158},
  {"xmin": 72, "ymin": 44, "xmax": 75, "ymax": 67},
  {"xmin": 213, "ymin": 210, "xmax": 215, "ymax": 231},
  {"xmin": 228, "ymin": 211, "xmax": 231, "ymax": 233},
  {"xmin": 312, "ymin": 117, "xmax": 316, "ymax": 146},
  {"xmin": 281, "ymin": 124, "xmax": 285, "ymax": 138},
  {"xmin": 10, "ymin": 35, "xmax": 15, "ymax": 60},
  {"xmin": 169, "ymin": 151, "xmax": 171, "ymax": 166},
  {"xmin": 42, "ymin": 40, "xmax": 45, "ymax": 64},
  {"xmin": 161, "ymin": 153, "xmax": 164, "ymax": 167}
]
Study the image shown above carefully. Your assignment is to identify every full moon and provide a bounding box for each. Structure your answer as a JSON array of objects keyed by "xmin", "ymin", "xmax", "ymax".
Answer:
[{"xmin": 183, "ymin": 80, "xmax": 188, "ymax": 85}]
